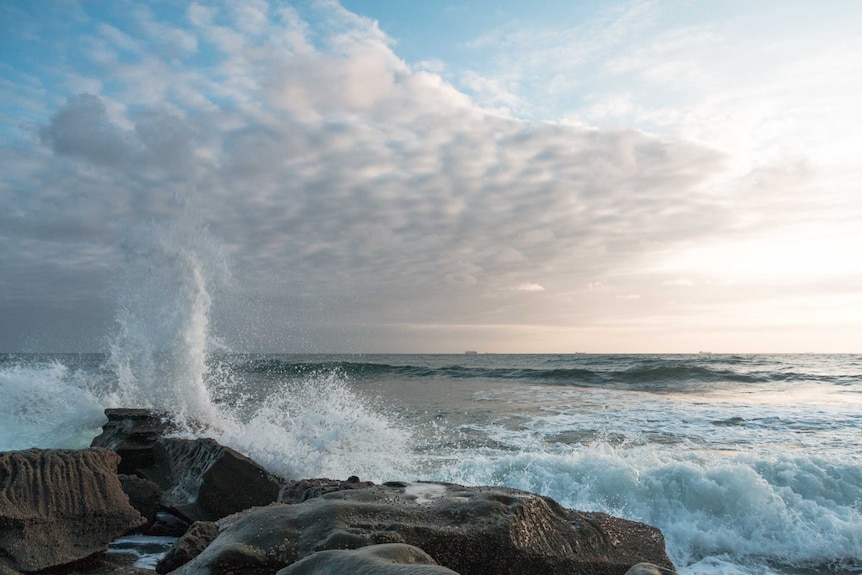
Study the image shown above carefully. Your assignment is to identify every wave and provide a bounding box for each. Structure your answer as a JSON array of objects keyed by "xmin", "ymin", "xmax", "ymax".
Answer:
[
  {"xmin": 428, "ymin": 443, "xmax": 862, "ymax": 575},
  {"xmin": 217, "ymin": 355, "xmax": 858, "ymax": 393},
  {"xmin": 0, "ymin": 357, "xmax": 106, "ymax": 451}
]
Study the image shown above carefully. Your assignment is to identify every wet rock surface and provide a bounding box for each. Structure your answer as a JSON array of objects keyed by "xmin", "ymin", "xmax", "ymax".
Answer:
[
  {"xmin": 91, "ymin": 409, "xmax": 174, "ymax": 476},
  {"xmin": 91, "ymin": 409, "xmax": 283, "ymax": 523},
  {"xmin": 147, "ymin": 437, "xmax": 283, "ymax": 522},
  {"xmin": 156, "ymin": 522, "xmax": 220, "ymax": 574},
  {"xmin": 173, "ymin": 481, "xmax": 673, "ymax": 575}
]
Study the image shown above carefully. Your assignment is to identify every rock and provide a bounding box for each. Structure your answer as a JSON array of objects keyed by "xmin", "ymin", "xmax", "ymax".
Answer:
[
  {"xmin": 91, "ymin": 409, "xmax": 283, "ymax": 523},
  {"xmin": 0, "ymin": 448, "xmax": 145, "ymax": 572},
  {"xmin": 147, "ymin": 437, "xmax": 283, "ymax": 523},
  {"xmin": 275, "ymin": 543, "xmax": 460, "ymax": 575},
  {"xmin": 156, "ymin": 521, "xmax": 220, "ymax": 574},
  {"xmin": 173, "ymin": 482, "xmax": 674, "ymax": 575},
  {"xmin": 625, "ymin": 563, "xmax": 678, "ymax": 575},
  {"xmin": 34, "ymin": 551, "xmax": 156, "ymax": 575},
  {"xmin": 91, "ymin": 409, "xmax": 175, "ymax": 475},
  {"xmin": 147, "ymin": 510, "xmax": 191, "ymax": 537},
  {"xmin": 279, "ymin": 477, "xmax": 375, "ymax": 503},
  {"xmin": 118, "ymin": 474, "xmax": 162, "ymax": 529}
]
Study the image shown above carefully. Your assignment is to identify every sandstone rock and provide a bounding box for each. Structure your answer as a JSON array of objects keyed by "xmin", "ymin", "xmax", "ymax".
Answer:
[
  {"xmin": 174, "ymin": 482, "xmax": 674, "ymax": 575},
  {"xmin": 147, "ymin": 510, "xmax": 191, "ymax": 537},
  {"xmin": 118, "ymin": 474, "xmax": 162, "ymax": 529},
  {"xmin": 275, "ymin": 543, "xmax": 460, "ymax": 575},
  {"xmin": 0, "ymin": 448, "xmax": 145, "ymax": 572},
  {"xmin": 279, "ymin": 477, "xmax": 375, "ymax": 503},
  {"xmin": 91, "ymin": 409, "xmax": 174, "ymax": 475},
  {"xmin": 91, "ymin": 409, "xmax": 283, "ymax": 523},
  {"xmin": 147, "ymin": 437, "xmax": 283, "ymax": 523},
  {"xmin": 625, "ymin": 563, "xmax": 678, "ymax": 575},
  {"xmin": 156, "ymin": 521, "xmax": 220, "ymax": 574}
]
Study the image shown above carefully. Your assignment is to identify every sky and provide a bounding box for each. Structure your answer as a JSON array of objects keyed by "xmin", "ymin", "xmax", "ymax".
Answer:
[{"xmin": 1, "ymin": 0, "xmax": 861, "ymax": 353}]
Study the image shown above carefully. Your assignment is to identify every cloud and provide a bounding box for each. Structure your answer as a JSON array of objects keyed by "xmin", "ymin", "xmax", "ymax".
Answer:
[
  {"xmin": 5, "ymin": 0, "xmax": 820, "ymax": 353},
  {"xmin": 39, "ymin": 94, "xmax": 134, "ymax": 165}
]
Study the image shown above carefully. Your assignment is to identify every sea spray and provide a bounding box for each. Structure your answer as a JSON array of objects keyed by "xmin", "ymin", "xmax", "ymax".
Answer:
[
  {"xmin": 104, "ymin": 218, "xmax": 228, "ymax": 429},
  {"xmin": 427, "ymin": 429, "xmax": 862, "ymax": 574},
  {"xmin": 99, "ymin": 219, "xmax": 415, "ymax": 482},
  {"xmin": 0, "ymin": 357, "xmax": 105, "ymax": 450},
  {"xmin": 216, "ymin": 368, "xmax": 414, "ymax": 483}
]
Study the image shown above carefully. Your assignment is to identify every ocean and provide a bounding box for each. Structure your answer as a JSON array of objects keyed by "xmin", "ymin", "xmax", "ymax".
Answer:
[{"xmin": 1, "ymin": 351, "xmax": 860, "ymax": 574}]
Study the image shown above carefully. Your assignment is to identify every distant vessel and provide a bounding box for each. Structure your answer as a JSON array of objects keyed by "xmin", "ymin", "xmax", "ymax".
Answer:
[
  {"xmin": 465, "ymin": 350, "xmax": 478, "ymax": 355},
  {"xmin": 698, "ymin": 351, "xmax": 712, "ymax": 355}
]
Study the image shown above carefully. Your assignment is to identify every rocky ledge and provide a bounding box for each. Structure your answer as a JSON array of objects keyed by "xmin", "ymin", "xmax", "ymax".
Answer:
[{"xmin": 0, "ymin": 409, "xmax": 678, "ymax": 575}]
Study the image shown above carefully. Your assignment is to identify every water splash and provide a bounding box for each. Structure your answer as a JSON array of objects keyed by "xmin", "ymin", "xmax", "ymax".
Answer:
[
  {"xmin": 0, "ymin": 358, "xmax": 105, "ymax": 451},
  {"xmin": 97, "ymin": 217, "xmax": 414, "ymax": 482},
  {"xmin": 216, "ymin": 369, "xmax": 414, "ymax": 483},
  {"xmin": 104, "ymin": 218, "xmax": 228, "ymax": 429}
]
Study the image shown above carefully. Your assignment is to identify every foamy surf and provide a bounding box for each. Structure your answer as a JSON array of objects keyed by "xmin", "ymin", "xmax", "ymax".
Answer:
[
  {"xmin": 213, "ymin": 369, "xmax": 414, "ymax": 482},
  {"xmin": 428, "ymin": 440, "xmax": 862, "ymax": 575},
  {"xmin": 0, "ymin": 357, "xmax": 106, "ymax": 451}
]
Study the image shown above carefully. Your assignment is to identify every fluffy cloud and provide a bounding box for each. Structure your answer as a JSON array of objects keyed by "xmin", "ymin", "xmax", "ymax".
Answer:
[{"xmin": 0, "ymin": 1, "xmax": 786, "ymax": 352}]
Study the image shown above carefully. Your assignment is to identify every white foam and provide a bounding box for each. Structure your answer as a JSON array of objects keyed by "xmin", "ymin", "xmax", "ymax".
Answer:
[
  {"xmin": 429, "ymin": 443, "xmax": 862, "ymax": 574},
  {"xmin": 108, "ymin": 535, "xmax": 176, "ymax": 569},
  {"xmin": 215, "ymin": 370, "xmax": 414, "ymax": 483},
  {"xmin": 0, "ymin": 360, "xmax": 105, "ymax": 451},
  {"xmin": 97, "ymin": 218, "xmax": 415, "ymax": 484}
]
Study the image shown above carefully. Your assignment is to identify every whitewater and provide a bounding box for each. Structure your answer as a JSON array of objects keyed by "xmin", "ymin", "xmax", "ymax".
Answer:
[{"xmin": 1, "ymin": 224, "xmax": 860, "ymax": 574}]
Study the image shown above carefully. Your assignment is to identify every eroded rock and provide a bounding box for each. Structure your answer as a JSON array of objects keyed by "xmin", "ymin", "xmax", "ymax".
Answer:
[
  {"xmin": 118, "ymin": 474, "xmax": 162, "ymax": 529},
  {"xmin": 91, "ymin": 409, "xmax": 283, "ymax": 523},
  {"xmin": 91, "ymin": 409, "xmax": 174, "ymax": 475},
  {"xmin": 174, "ymin": 482, "xmax": 674, "ymax": 575},
  {"xmin": 625, "ymin": 563, "xmax": 678, "ymax": 575},
  {"xmin": 156, "ymin": 521, "xmax": 220, "ymax": 574},
  {"xmin": 279, "ymin": 477, "xmax": 375, "ymax": 503},
  {"xmin": 148, "ymin": 437, "xmax": 283, "ymax": 522},
  {"xmin": 275, "ymin": 543, "xmax": 460, "ymax": 575},
  {"xmin": 0, "ymin": 448, "xmax": 145, "ymax": 572}
]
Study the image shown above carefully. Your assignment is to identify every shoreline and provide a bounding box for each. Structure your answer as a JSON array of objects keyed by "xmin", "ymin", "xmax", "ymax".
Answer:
[{"xmin": 0, "ymin": 408, "xmax": 676, "ymax": 575}]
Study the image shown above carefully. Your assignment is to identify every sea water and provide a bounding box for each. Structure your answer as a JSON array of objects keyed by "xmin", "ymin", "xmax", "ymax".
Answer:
[
  {"xmin": 2, "ymin": 223, "xmax": 860, "ymax": 574},
  {"xmin": 2, "ymin": 352, "xmax": 860, "ymax": 574}
]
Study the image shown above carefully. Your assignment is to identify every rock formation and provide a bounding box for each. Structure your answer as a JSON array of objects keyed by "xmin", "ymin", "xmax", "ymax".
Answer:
[
  {"xmin": 156, "ymin": 521, "xmax": 220, "ymax": 574},
  {"xmin": 118, "ymin": 474, "xmax": 162, "ymax": 529},
  {"xmin": 275, "ymin": 543, "xmax": 459, "ymax": 575},
  {"xmin": 144, "ymin": 437, "xmax": 283, "ymax": 522},
  {"xmin": 172, "ymin": 481, "xmax": 674, "ymax": 575},
  {"xmin": 92, "ymin": 409, "xmax": 283, "ymax": 523},
  {"xmin": 91, "ymin": 408, "xmax": 175, "ymax": 475},
  {"xmin": 0, "ymin": 448, "xmax": 144, "ymax": 572},
  {"xmin": 0, "ymin": 409, "xmax": 678, "ymax": 575}
]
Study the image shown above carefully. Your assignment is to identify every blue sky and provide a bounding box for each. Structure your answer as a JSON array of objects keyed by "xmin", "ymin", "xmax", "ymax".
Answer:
[{"xmin": 1, "ymin": 0, "xmax": 861, "ymax": 352}]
